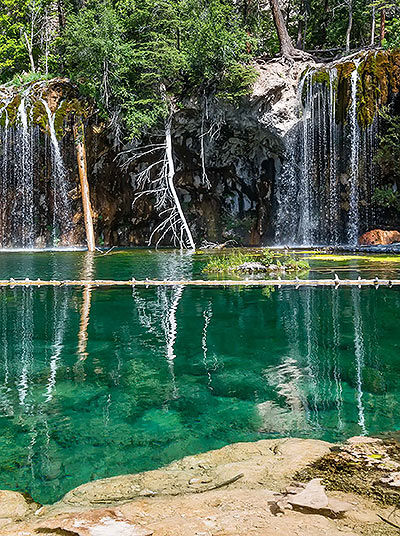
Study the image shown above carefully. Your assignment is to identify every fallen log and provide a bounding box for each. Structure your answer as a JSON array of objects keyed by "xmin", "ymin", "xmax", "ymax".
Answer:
[{"xmin": 0, "ymin": 278, "xmax": 400, "ymax": 288}]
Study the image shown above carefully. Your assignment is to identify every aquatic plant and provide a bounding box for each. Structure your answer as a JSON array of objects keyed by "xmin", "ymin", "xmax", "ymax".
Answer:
[{"xmin": 202, "ymin": 249, "xmax": 310, "ymax": 274}]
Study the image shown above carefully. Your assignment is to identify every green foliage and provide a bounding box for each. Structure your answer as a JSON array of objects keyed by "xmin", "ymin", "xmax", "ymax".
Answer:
[
  {"xmin": 202, "ymin": 251, "xmax": 257, "ymax": 273},
  {"xmin": 383, "ymin": 15, "xmax": 400, "ymax": 48},
  {"xmin": 376, "ymin": 107, "xmax": 400, "ymax": 180},
  {"xmin": 2, "ymin": 0, "xmax": 400, "ymax": 140},
  {"xmin": 202, "ymin": 249, "xmax": 310, "ymax": 274},
  {"xmin": 0, "ymin": 0, "xmax": 30, "ymax": 79},
  {"xmin": 61, "ymin": 0, "xmax": 257, "ymax": 135},
  {"xmin": 6, "ymin": 70, "xmax": 52, "ymax": 87},
  {"xmin": 372, "ymin": 185, "xmax": 400, "ymax": 211}
]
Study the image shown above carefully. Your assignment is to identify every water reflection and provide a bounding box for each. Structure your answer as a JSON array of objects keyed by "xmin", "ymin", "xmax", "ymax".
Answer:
[
  {"xmin": 0, "ymin": 285, "xmax": 399, "ymax": 504},
  {"xmin": 77, "ymin": 252, "xmax": 94, "ymax": 363}
]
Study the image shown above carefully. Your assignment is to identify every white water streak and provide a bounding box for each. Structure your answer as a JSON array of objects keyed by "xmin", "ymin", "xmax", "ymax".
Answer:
[{"xmin": 352, "ymin": 288, "xmax": 367, "ymax": 435}]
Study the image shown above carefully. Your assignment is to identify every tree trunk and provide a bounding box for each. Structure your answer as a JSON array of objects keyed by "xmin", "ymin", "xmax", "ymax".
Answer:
[
  {"xmin": 380, "ymin": 7, "xmax": 386, "ymax": 45},
  {"xmin": 345, "ymin": 0, "xmax": 353, "ymax": 53},
  {"xmin": 73, "ymin": 121, "xmax": 95, "ymax": 252},
  {"xmin": 269, "ymin": 0, "xmax": 296, "ymax": 57},
  {"xmin": 23, "ymin": 32, "xmax": 35, "ymax": 72},
  {"xmin": 296, "ymin": 0, "xmax": 304, "ymax": 50},
  {"xmin": 57, "ymin": 0, "xmax": 66, "ymax": 30},
  {"xmin": 371, "ymin": 4, "xmax": 376, "ymax": 46},
  {"xmin": 165, "ymin": 116, "xmax": 195, "ymax": 250}
]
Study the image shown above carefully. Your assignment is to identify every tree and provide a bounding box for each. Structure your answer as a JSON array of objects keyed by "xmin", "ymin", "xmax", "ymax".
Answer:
[
  {"xmin": 269, "ymin": 0, "xmax": 297, "ymax": 56},
  {"xmin": 345, "ymin": 0, "xmax": 353, "ymax": 52}
]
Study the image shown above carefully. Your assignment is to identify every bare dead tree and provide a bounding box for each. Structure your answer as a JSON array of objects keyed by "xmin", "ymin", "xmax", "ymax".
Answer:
[
  {"xmin": 122, "ymin": 89, "xmax": 195, "ymax": 250},
  {"xmin": 371, "ymin": 3, "xmax": 376, "ymax": 45},
  {"xmin": 345, "ymin": 0, "xmax": 353, "ymax": 53}
]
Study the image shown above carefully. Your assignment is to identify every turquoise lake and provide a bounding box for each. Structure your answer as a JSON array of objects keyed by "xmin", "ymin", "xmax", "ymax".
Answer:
[{"xmin": 0, "ymin": 249, "xmax": 400, "ymax": 504}]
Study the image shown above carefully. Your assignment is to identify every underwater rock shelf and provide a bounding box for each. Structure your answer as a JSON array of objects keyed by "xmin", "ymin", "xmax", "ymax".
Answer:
[{"xmin": 1, "ymin": 277, "xmax": 400, "ymax": 287}]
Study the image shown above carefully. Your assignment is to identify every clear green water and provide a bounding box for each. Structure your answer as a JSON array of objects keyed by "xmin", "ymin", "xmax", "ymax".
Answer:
[{"xmin": 0, "ymin": 250, "xmax": 400, "ymax": 504}]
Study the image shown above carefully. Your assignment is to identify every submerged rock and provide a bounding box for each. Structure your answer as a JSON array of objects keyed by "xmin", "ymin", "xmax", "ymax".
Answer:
[
  {"xmin": 359, "ymin": 229, "xmax": 400, "ymax": 245},
  {"xmin": 0, "ymin": 437, "xmax": 397, "ymax": 535}
]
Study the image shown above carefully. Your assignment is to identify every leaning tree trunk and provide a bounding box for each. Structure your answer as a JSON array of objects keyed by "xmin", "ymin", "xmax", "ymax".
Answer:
[
  {"xmin": 269, "ymin": 0, "xmax": 297, "ymax": 57},
  {"xmin": 345, "ymin": 0, "xmax": 353, "ymax": 53},
  {"xmin": 269, "ymin": 0, "xmax": 311, "ymax": 59},
  {"xmin": 380, "ymin": 6, "xmax": 386, "ymax": 46},
  {"xmin": 165, "ymin": 115, "xmax": 195, "ymax": 250},
  {"xmin": 73, "ymin": 120, "xmax": 95, "ymax": 252}
]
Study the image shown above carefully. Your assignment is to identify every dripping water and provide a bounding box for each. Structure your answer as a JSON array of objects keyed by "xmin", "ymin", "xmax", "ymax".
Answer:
[
  {"xmin": 347, "ymin": 61, "xmax": 361, "ymax": 245},
  {"xmin": 275, "ymin": 57, "xmax": 378, "ymax": 247},
  {"xmin": 0, "ymin": 91, "xmax": 73, "ymax": 248},
  {"xmin": 42, "ymin": 100, "xmax": 73, "ymax": 245}
]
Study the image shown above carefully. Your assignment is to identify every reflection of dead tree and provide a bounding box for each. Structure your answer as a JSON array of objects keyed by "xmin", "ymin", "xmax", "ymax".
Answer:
[
  {"xmin": 202, "ymin": 302, "xmax": 216, "ymax": 390},
  {"xmin": 45, "ymin": 288, "xmax": 68, "ymax": 402}
]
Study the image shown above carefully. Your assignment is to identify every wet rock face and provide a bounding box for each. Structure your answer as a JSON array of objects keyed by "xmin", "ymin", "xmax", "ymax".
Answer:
[
  {"xmin": 359, "ymin": 229, "xmax": 400, "ymax": 245},
  {"xmin": 87, "ymin": 60, "xmax": 311, "ymax": 247}
]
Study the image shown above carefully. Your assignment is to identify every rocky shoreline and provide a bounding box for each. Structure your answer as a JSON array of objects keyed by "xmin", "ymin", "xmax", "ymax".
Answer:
[{"xmin": 2, "ymin": 436, "xmax": 400, "ymax": 535}]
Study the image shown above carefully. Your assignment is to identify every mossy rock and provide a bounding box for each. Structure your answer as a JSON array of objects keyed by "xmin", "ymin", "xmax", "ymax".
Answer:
[
  {"xmin": 308, "ymin": 50, "xmax": 400, "ymax": 128},
  {"xmin": 295, "ymin": 440, "xmax": 400, "ymax": 506},
  {"xmin": 0, "ymin": 77, "xmax": 92, "ymax": 138}
]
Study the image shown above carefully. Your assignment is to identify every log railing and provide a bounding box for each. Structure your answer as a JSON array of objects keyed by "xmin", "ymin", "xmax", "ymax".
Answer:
[{"xmin": 1, "ymin": 277, "xmax": 399, "ymax": 288}]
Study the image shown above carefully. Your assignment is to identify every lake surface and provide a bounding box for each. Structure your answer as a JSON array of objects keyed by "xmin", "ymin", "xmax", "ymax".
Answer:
[{"xmin": 0, "ymin": 249, "xmax": 400, "ymax": 504}]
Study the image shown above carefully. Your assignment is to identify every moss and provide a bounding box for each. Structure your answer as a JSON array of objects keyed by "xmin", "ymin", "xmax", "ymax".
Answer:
[
  {"xmin": 54, "ymin": 98, "xmax": 90, "ymax": 138},
  {"xmin": 305, "ymin": 51, "xmax": 400, "ymax": 129},
  {"xmin": 0, "ymin": 77, "xmax": 92, "ymax": 137},
  {"xmin": 334, "ymin": 61, "xmax": 356, "ymax": 125},
  {"xmin": 312, "ymin": 70, "xmax": 330, "ymax": 85},
  {"xmin": 295, "ymin": 440, "xmax": 400, "ymax": 506},
  {"xmin": 31, "ymin": 101, "xmax": 48, "ymax": 131},
  {"xmin": 4, "ymin": 95, "xmax": 21, "ymax": 126},
  {"xmin": 356, "ymin": 50, "xmax": 400, "ymax": 128}
]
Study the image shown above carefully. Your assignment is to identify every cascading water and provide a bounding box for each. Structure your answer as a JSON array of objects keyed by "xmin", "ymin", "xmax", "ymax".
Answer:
[
  {"xmin": 42, "ymin": 100, "xmax": 73, "ymax": 244},
  {"xmin": 275, "ymin": 54, "xmax": 380, "ymax": 246},
  {"xmin": 0, "ymin": 85, "xmax": 74, "ymax": 248},
  {"xmin": 347, "ymin": 61, "xmax": 361, "ymax": 245}
]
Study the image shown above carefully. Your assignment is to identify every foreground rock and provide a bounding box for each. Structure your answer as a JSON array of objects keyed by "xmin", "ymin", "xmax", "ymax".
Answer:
[
  {"xmin": 270, "ymin": 478, "xmax": 353, "ymax": 518},
  {"xmin": 296, "ymin": 435, "xmax": 400, "ymax": 506},
  {"xmin": 0, "ymin": 490, "xmax": 40, "ymax": 529},
  {"xmin": 359, "ymin": 229, "xmax": 400, "ymax": 245},
  {"xmin": 1, "ymin": 437, "xmax": 399, "ymax": 535}
]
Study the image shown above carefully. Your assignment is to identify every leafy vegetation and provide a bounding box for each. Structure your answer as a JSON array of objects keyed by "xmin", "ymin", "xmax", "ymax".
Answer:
[
  {"xmin": 376, "ymin": 107, "xmax": 400, "ymax": 182},
  {"xmin": 372, "ymin": 185, "xmax": 400, "ymax": 212},
  {"xmin": 202, "ymin": 248, "xmax": 309, "ymax": 274},
  {"xmin": 1, "ymin": 0, "xmax": 400, "ymax": 139}
]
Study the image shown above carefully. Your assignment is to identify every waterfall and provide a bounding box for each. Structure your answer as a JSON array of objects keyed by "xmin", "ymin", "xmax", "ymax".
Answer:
[
  {"xmin": 347, "ymin": 62, "xmax": 361, "ymax": 245},
  {"xmin": 275, "ymin": 54, "xmax": 379, "ymax": 247},
  {"xmin": 328, "ymin": 68, "xmax": 339, "ymax": 246},
  {"xmin": 0, "ymin": 88, "xmax": 74, "ymax": 248},
  {"xmin": 16, "ymin": 99, "xmax": 35, "ymax": 248},
  {"xmin": 298, "ymin": 73, "xmax": 313, "ymax": 244},
  {"xmin": 42, "ymin": 100, "xmax": 73, "ymax": 244}
]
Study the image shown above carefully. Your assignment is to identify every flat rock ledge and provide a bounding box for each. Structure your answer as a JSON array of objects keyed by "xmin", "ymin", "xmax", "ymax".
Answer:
[{"xmin": 1, "ymin": 437, "xmax": 399, "ymax": 536}]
